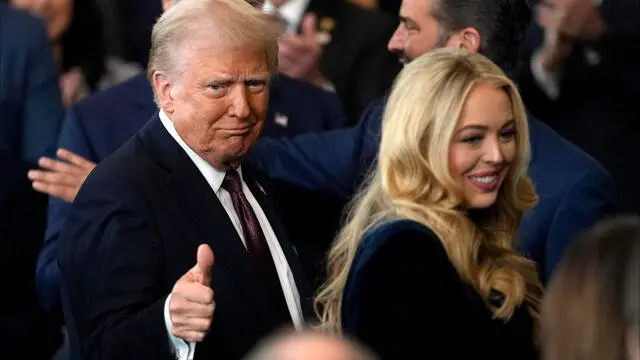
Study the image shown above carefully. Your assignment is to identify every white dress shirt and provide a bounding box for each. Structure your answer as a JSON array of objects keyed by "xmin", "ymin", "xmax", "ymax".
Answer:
[
  {"xmin": 531, "ymin": 0, "xmax": 605, "ymax": 100},
  {"xmin": 159, "ymin": 110, "xmax": 304, "ymax": 360},
  {"xmin": 263, "ymin": 0, "xmax": 311, "ymax": 33}
]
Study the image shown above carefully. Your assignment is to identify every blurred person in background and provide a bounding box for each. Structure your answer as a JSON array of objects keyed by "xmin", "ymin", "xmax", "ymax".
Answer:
[
  {"xmin": 315, "ymin": 49, "xmax": 543, "ymax": 359},
  {"xmin": 263, "ymin": 0, "xmax": 401, "ymax": 123},
  {"xmin": 0, "ymin": 1, "xmax": 64, "ymax": 163},
  {"xmin": 518, "ymin": 0, "xmax": 640, "ymax": 213},
  {"xmin": 0, "ymin": 3, "xmax": 65, "ymax": 358},
  {"xmin": 542, "ymin": 215, "xmax": 639, "ymax": 360},
  {"xmin": 8, "ymin": 0, "xmax": 140, "ymax": 106},
  {"xmin": 243, "ymin": 328, "xmax": 378, "ymax": 360}
]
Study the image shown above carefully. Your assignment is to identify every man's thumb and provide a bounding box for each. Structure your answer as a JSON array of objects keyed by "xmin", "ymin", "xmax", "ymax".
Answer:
[{"xmin": 194, "ymin": 244, "xmax": 214, "ymax": 285}]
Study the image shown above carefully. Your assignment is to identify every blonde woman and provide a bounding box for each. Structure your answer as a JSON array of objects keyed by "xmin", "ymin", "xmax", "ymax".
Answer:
[{"xmin": 315, "ymin": 48, "xmax": 543, "ymax": 359}]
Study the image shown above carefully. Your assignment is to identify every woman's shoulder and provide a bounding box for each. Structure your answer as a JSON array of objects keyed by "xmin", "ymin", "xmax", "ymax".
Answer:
[{"xmin": 352, "ymin": 219, "xmax": 447, "ymax": 272}]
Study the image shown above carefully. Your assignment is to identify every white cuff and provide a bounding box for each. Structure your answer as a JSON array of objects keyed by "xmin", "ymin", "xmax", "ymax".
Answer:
[
  {"xmin": 531, "ymin": 50, "xmax": 562, "ymax": 100},
  {"xmin": 164, "ymin": 294, "xmax": 196, "ymax": 360}
]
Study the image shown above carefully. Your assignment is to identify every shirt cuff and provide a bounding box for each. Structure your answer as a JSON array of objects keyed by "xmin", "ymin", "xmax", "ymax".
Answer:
[
  {"xmin": 530, "ymin": 50, "xmax": 562, "ymax": 100},
  {"xmin": 164, "ymin": 294, "xmax": 196, "ymax": 360}
]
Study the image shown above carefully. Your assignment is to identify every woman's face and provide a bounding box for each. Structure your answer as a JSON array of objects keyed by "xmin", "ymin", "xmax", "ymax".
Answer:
[
  {"xmin": 448, "ymin": 83, "xmax": 518, "ymax": 209},
  {"xmin": 11, "ymin": 0, "xmax": 72, "ymax": 41}
]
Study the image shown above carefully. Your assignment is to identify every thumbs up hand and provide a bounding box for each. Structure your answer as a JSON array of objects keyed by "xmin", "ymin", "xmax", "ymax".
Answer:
[{"xmin": 169, "ymin": 244, "xmax": 215, "ymax": 342}]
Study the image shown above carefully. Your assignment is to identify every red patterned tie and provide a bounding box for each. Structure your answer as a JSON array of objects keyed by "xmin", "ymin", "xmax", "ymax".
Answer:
[{"xmin": 222, "ymin": 169, "xmax": 292, "ymax": 323}]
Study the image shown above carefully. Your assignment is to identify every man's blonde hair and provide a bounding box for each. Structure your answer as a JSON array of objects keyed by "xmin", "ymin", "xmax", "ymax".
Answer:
[
  {"xmin": 147, "ymin": 0, "xmax": 283, "ymax": 88},
  {"xmin": 315, "ymin": 48, "xmax": 543, "ymax": 332}
]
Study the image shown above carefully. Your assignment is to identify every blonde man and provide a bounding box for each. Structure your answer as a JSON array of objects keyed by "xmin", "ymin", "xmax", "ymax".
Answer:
[{"xmin": 57, "ymin": 1, "xmax": 314, "ymax": 360}]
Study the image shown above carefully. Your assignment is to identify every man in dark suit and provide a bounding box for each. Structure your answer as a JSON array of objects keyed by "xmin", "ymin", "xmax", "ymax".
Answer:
[
  {"xmin": 518, "ymin": 0, "xmax": 640, "ymax": 213},
  {"xmin": 248, "ymin": 0, "xmax": 616, "ymax": 284},
  {"xmin": 0, "ymin": 3, "xmax": 64, "ymax": 164},
  {"xmin": 270, "ymin": 0, "xmax": 401, "ymax": 123},
  {"xmin": 58, "ymin": 1, "xmax": 313, "ymax": 359},
  {"xmin": 30, "ymin": 0, "xmax": 345, "ymax": 316},
  {"xmin": 33, "ymin": 72, "xmax": 344, "ymax": 315}
]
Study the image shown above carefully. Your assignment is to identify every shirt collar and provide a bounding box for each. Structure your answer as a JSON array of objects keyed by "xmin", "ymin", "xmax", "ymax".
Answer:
[{"xmin": 158, "ymin": 109, "xmax": 243, "ymax": 193}]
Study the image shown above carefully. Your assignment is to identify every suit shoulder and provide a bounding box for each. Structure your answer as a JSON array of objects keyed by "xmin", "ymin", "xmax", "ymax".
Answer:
[
  {"xmin": 354, "ymin": 219, "xmax": 447, "ymax": 271},
  {"xmin": 0, "ymin": 4, "xmax": 49, "ymax": 56},
  {"xmin": 0, "ymin": 4, "xmax": 45, "ymax": 37},
  {"xmin": 73, "ymin": 74, "xmax": 153, "ymax": 116},
  {"xmin": 79, "ymin": 136, "xmax": 151, "ymax": 195}
]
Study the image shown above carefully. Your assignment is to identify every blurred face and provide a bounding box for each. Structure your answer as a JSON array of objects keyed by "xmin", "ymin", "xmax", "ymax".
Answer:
[
  {"xmin": 388, "ymin": 0, "xmax": 444, "ymax": 65},
  {"xmin": 11, "ymin": 0, "xmax": 72, "ymax": 41},
  {"xmin": 278, "ymin": 335, "xmax": 357, "ymax": 360},
  {"xmin": 448, "ymin": 84, "xmax": 517, "ymax": 209},
  {"xmin": 158, "ymin": 41, "xmax": 270, "ymax": 170}
]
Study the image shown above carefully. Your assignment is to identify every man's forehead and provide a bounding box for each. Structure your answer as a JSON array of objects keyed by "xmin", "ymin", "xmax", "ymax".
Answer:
[{"xmin": 400, "ymin": 0, "xmax": 434, "ymax": 20}]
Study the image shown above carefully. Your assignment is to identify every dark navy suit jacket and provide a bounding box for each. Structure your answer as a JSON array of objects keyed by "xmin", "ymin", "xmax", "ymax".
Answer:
[
  {"xmin": 250, "ymin": 99, "xmax": 616, "ymax": 283},
  {"xmin": 36, "ymin": 72, "xmax": 345, "ymax": 314},
  {"xmin": 58, "ymin": 115, "xmax": 314, "ymax": 360},
  {"xmin": 0, "ymin": 4, "xmax": 64, "ymax": 164}
]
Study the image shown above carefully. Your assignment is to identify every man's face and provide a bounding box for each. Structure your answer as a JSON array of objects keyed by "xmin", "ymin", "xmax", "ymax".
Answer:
[
  {"xmin": 161, "ymin": 41, "xmax": 270, "ymax": 170},
  {"xmin": 387, "ymin": 0, "xmax": 447, "ymax": 65}
]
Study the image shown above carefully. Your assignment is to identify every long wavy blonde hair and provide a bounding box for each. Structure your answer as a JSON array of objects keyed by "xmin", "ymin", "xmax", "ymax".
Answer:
[{"xmin": 315, "ymin": 48, "xmax": 543, "ymax": 333}]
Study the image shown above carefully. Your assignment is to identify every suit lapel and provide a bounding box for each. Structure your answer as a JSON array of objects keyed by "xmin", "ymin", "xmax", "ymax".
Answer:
[
  {"xmin": 242, "ymin": 167, "xmax": 315, "ymax": 319},
  {"xmin": 139, "ymin": 116, "xmax": 275, "ymax": 326}
]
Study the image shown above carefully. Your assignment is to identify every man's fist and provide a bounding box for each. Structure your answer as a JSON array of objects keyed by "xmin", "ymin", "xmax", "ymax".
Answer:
[{"xmin": 169, "ymin": 244, "xmax": 215, "ymax": 342}]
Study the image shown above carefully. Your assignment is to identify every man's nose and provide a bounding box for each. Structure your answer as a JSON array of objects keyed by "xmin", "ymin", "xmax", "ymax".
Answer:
[
  {"xmin": 387, "ymin": 25, "xmax": 405, "ymax": 53},
  {"xmin": 228, "ymin": 86, "xmax": 251, "ymax": 119}
]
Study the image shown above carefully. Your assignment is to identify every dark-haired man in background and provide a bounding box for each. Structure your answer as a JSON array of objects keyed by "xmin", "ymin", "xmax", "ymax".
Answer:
[{"xmin": 250, "ymin": 0, "xmax": 616, "ymax": 284}]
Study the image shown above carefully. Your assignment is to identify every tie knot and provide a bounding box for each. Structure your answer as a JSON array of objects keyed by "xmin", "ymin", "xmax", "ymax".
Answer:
[{"xmin": 222, "ymin": 169, "xmax": 243, "ymax": 194}]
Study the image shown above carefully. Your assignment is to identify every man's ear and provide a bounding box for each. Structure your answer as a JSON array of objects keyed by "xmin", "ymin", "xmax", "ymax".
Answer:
[
  {"xmin": 162, "ymin": 0, "xmax": 173, "ymax": 12},
  {"xmin": 446, "ymin": 27, "xmax": 481, "ymax": 53},
  {"xmin": 152, "ymin": 72, "xmax": 176, "ymax": 114}
]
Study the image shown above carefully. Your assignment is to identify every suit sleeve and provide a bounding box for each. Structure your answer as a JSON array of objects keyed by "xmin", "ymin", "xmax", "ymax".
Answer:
[
  {"xmin": 545, "ymin": 165, "xmax": 615, "ymax": 281},
  {"xmin": 248, "ymin": 100, "xmax": 382, "ymax": 199},
  {"xmin": 321, "ymin": 91, "xmax": 348, "ymax": 131},
  {"xmin": 58, "ymin": 170, "xmax": 173, "ymax": 360},
  {"xmin": 347, "ymin": 230, "xmax": 497, "ymax": 359},
  {"xmin": 20, "ymin": 15, "xmax": 64, "ymax": 163},
  {"xmin": 35, "ymin": 107, "xmax": 99, "ymax": 316}
]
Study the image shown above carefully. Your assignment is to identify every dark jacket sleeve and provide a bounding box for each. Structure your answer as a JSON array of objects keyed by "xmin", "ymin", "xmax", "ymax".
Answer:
[
  {"xmin": 58, "ymin": 166, "xmax": 173, "ymax": 360},
  {"xmin": 248, "ymin": 99, "xmax": 384, "ymax": 198}
]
